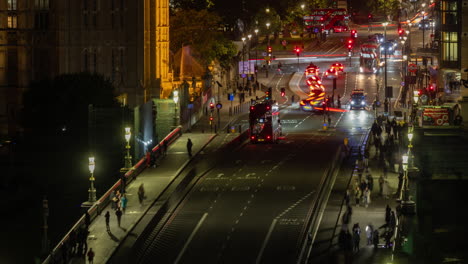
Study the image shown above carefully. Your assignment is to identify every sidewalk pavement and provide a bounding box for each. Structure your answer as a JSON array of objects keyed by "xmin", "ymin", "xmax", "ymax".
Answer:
[
  {"xmin": 309, "ymin": 127, "xmax": 406, "ymax": 264},
  {"xmin": 68, "ymin": 132, "xmax": 216, "ymax": 264}
]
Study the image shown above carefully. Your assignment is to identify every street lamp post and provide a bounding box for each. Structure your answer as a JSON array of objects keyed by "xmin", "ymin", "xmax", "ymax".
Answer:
[
  {"xmin": 383, "ymin": 22, "xmax": 389, "ymax": 113},
  {"xmin": 254, "ymin": 29, "xmax": 259, "ymax": 81},
  {"xmin": 173, "ymin": 90, "xmax": 179, "ymax": 127},
  {"xmin": 87, "ymin": 157, "xmax": 96, "ymax": 203},
  {"xmin": 124, "ymin": 127, "xmax": 132, "ymax": 169},
  {"xmin": 266, "ymin": 23, "xmax": 271, "ymax": 78},
  {"xmin": 242, "ymin": 37, "xmax": 246, "ymax": 88},
  {"xmin": 247, "ymin": 34, "xmax": 252, "ymax": 83},
  {"xmin": 421, "ymin": 11, "xmax": 426, "ymax": 49},
  {"xmin": 301, "ymin": 4, "xmax": 305, "ymax": 49}
]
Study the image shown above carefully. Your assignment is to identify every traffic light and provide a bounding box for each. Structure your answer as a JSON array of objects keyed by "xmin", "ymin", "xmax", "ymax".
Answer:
[
  {"xmin": 368, "ymin": 14, "xmax": 373, "ymax": 20},
  {"xmin": 281, "ymin": 87, "xmax": 285, "ymax": 97},
  {"xmin": 429, "ymin": 85, "xmax": 435, "ymax": 92},
  {"xmin": 294, "ymin": 46, "xmax": 301, "ymax": 57},
  {"xmin": 267, "ymin": 46, "xmax": 272, "ymax": 56},
  {"xmin": 350, "ymin": 30, "xmax": 357, "ymax": 38},
  {"xmin": 209, "ymin": 102, "xmax": 214, "ymax": 110},
  {"xmin": 265, "ymin": 87, "xmax": 272, "ymax": 100},
  {"xmin": 347, "ymin": 39, "xmax": 353, "ymax": 51},
  {"xmin": 418, "ymin": 89, "xmax": 423, "ymax": 96},
  {"xmin": 398, "ymin": 28, "xmax": 404, "ymax": 37}
]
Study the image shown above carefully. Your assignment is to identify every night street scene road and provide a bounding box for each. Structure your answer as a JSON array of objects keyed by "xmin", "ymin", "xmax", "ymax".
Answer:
[{"xmin": 1, "ymin": 0, "xmax": 468, "ymax": 263}]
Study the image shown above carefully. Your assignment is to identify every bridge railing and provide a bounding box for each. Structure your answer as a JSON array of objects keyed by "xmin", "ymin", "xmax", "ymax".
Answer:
[{"xmin": 42, "ymin": 127, "xmax": 183, "ymax": 264}]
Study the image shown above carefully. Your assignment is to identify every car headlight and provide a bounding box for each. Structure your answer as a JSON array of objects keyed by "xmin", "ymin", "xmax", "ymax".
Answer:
[
  {"xmin": 351, "ymin": 101, "xmax": 355, "ymax": 105},
  {"xmin": 361, "ymin": 101, "xmax": 365, "ymax": 105}
]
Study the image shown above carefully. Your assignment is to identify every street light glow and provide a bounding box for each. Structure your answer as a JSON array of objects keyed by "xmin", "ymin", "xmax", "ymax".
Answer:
[
  {"xmin": 266, "ymin": 8, "xmax": 270, "ymax": 13},
  {"xmin": 125, "ymin": 127, "xmax": 131, "ymax": 142},
  {"xmin": 88, "ymin": 157, "xmax": 95, "ymax": 174},
  {"xmin": 266, "ymin": 22, "xmax": 270, "ymax": 29},
  {"xmin": 254, "ymin": 29, "xmax": 258, "ymax": 34},
  {"xmin": 408, "ymin": 132, "xmax": 414, "ymax": 142},
  {"xmin": 248, "ymin": 34, "xmax": 252, "ymax": 40},
  {"xmin": 173, "ymin": 90, "xmax": 179, "ymax": 104},
  {"xmin": 301, "ymin": 4, "xmax": 305, "ymax": 9},
  {"xmin": 382, "ymin": 22, "xmax": 388, "ymax": 27}
]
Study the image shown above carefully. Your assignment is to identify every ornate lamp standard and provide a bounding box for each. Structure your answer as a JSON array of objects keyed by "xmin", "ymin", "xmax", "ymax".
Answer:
[
  {"xmin": 124, "ymin": 127, "xmax": 132, "ymax": 169},
  {"xmin": 87, "ymin": 157, "xmax": 96, "ymax": 204},
  {"xmin": 173, "ymin": 90, "xmax": 179, "ymax": 127},
  {"xmin": 254, "ymin": 29, "xmax": 259, "ymax": 80}
]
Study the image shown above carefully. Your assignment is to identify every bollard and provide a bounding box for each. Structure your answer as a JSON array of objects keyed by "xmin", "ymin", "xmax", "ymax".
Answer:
[
  {"xmin": 214, "ymin": 125, "xmax": 217, "ymax": 134},
  {"xmin": 238, "ymin": 125, "xmax": 242, "ymax": 133},
  {"xmin": 231, "ymin": 126, "xmax": 236, "ymax": 133},
  {"xmin": 323, "ymin": 123, "xmax": 328, "ymax": 130},
  {"xmin": 227, "ymin": 125, "xmax": 230, "ymax": 133}
]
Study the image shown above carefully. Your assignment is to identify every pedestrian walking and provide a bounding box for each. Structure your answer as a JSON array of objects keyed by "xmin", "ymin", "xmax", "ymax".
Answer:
[
  {"xmin": 363, "ymin": 187, "xmax": 370, "ymax": 207},
  {"xmin": 87, "ymin": 248, "xmax": 95, "ymax": 264},
  {"xmin": 353, "ymin": 230, "xmax": 360, "ymax": 252},
  {"xmin": 367, "ymin": 173, "xmax": 374, "ymax": 191},
  {"xmin": 379, "ymin": 175, "xmax": 385, "ymax": 196},
  {"xmin": 115, "ymin": 209, "xmax": 123, "ymax": 227},
  {"xmin": 187, "ymin": 138, "xmax": 193, "ymax": 157},
  {"xmin": 373, "ymin": 229, "xmax": 380, "ymax": 249},
  {"xmin": 389, "ymin": 211, "xmax": 396, "ymax": 230},
  {"xmin": 385, "ymin": 205, "xmax": 391, "ymax": 224},
  {"xmin": 121, "ymin": 194, "xmax": 128, "ymax": 214},
  {"xmin": 366, "ymin": 224, "xmax": 374, "ymax": 245},
  {"xmin": 354, "ymin": 186, "xmax": 361, "ymax": 206},
  {"xmin": 105, "ymin": 211, "xmax": 110, "ymax": 231},
  {"xmin": 138, "ymin": 184, "xmax": 146, "ymax": 205}
]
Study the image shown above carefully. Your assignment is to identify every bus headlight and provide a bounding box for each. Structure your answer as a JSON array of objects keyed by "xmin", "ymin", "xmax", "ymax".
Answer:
[
  {"xmin": 351, "ymin": 101, "xmax": 355, "ymax": 105},
  {"xmin": 361, "ymin": 101, "xmax": 365, "ymax": 105}
]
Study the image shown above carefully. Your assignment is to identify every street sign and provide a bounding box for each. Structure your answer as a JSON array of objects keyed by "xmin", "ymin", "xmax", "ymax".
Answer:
[
  {"xmin": 216, "ymin": 103, "xmax": 222, "ymax": 109},
  {"xmin": 228, "ymin": 93, "xmax": 234, "ymax": 101},
  {"xmin": 401, "ymin": 81, "xmax": 405, "ymax": 86},
  {"xmin": 408, "ymin": 63, "xmax": 418, "ymax": 73},
  {"xmin": 188, "ymin": 103, "xmax": 194, "ymax": 109}
]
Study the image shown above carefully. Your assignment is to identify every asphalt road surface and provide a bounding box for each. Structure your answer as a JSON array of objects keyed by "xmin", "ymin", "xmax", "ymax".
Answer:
[{"xmin": 111, "ymin": 29, "xmax": 403, "ymax": 264}]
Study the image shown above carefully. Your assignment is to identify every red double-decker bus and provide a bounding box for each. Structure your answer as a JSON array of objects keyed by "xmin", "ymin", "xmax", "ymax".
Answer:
[
  {"xmin": 249, "ymin": 101, "xmax": 281, "ymax": 143},
  {"xmin": 303, "ymin": 8, "xmax": 349, "ymax": 33}
]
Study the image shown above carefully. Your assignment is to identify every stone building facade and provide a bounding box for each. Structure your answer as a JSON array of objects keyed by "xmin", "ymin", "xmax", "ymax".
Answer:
[{"xmin": 0, "ymin": 0, "xmax": 171, "ymax": 137}]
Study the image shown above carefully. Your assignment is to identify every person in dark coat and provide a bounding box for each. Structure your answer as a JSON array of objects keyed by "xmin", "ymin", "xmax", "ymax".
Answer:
[
  {"xmin": 105, "ymin": 211, "xmax": 110, "ymax": 231},
  {"xmin": 353, "ymin": 230, "xmax": 360, "ymax": 252},
  {"xmin": 187, "ymin": 138, "xmax": 193, "ymax": 157},
  {"xmin": 385, "ymin": 205, "xmax": 391, "ymax": 224},
  {"xmin": 373, "ymin": 229, "xmax": 380, "ymax": 249},
  {"xmin": 115, "ymin": 209, "xmax": 122, "ymax": 227}
]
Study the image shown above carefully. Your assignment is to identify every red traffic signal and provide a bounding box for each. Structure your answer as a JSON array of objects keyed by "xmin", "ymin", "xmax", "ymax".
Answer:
[
  {"xmin": 398, "ymin": 28, "xmax": 404, "ymax": 35},
  {"xmin": 368, "ymin": 14, "xmax": 373, "ymax": 19},
  {"xmin": 294, "ymin": 46, "xmax": 301, "ymax": 56},
  {"xmin": 209, "ymin": 102, "xmax": 214, "ymax": 109},
  {"xmin": 418, "ymin": 89, "xmax": 423, "ymax": 95},
  {"xmin": 280, "ymin": 87, "xmax": 286, "ymax": 97},
  {"xmin": 209, "ymin": 116, "xmax": 214, "ymax": 121},
  {"xmin": 347, "ymin": 39, "xmax": 353, "ymax": 50},
  {"xmin": 267, "ymin": 46, "xmax": 272, "ymax": 53},
  {"xmin": 429, "ymin": 85, "xmax": 435, "ymax": 91}
]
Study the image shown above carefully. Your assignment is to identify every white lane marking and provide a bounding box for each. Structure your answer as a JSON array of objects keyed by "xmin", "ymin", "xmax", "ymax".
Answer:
[
  {"xmin": 174, "ymin": 212, "xmax": 208, "ymax": 264},
  {"xmin": 255, "ymin": 219, "xmax": 278, "ymax": 264}
]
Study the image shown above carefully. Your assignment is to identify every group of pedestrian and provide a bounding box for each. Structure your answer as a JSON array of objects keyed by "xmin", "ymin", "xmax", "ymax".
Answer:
[
  {"xmin": 109, "ymin": 189, "xmax": 127, "ymax": 229},
  {"xmin": 56, "ymin": 225, "xmax": 89, "ymax": 263},
  {"xmin": 352, "ymin": 171, "xmax": 373, "ymax": 208}
]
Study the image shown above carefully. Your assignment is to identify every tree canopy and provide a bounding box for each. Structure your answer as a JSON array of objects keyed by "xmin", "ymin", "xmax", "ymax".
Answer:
[{"xmin": 170, "ymin": 9, "xmax": 237, "ymax": 68}]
